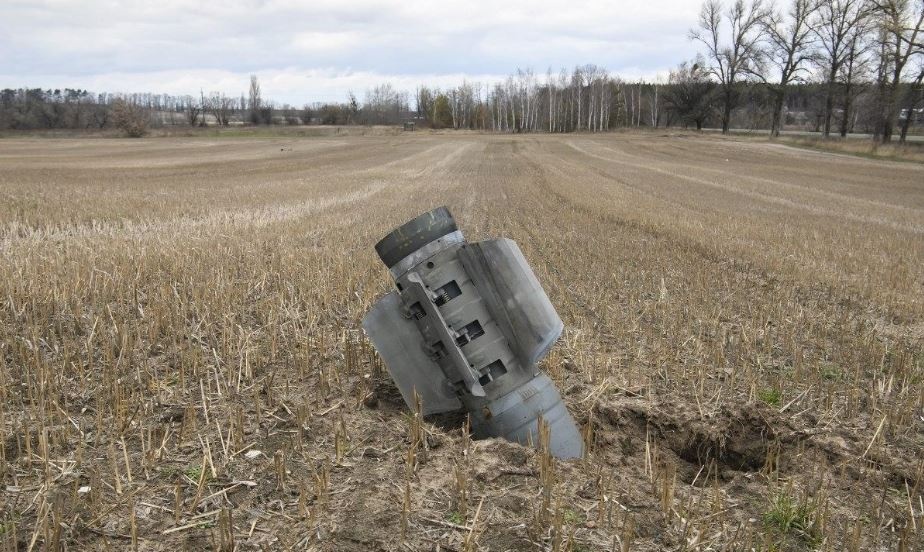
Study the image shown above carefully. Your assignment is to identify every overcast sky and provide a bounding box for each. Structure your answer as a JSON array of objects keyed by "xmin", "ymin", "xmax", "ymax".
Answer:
[{"xmin": 0, "ymin": 0, "xmax": 702, "ymax": 105}]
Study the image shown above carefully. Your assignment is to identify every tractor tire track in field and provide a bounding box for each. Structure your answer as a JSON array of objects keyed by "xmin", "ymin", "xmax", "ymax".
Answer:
[{"xmin": 566, "ymin": 139, "xmax": 924, "ymax": 235}]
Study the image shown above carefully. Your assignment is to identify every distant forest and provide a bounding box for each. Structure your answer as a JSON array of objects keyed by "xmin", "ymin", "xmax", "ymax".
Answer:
[{"xmin": 2, "ymin": 0, "xmax": 922, "ymax": 142}]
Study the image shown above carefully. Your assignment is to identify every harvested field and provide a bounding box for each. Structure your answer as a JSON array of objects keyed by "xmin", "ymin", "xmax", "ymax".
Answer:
[{"xmin": 1, "ymin": 132, "xmax": 923, "ymax": 551}]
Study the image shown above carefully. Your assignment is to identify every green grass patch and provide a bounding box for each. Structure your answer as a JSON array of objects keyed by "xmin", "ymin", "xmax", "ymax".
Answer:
[
  {"xmin": 758, "ymin": 388, "xmax": 782, "ymax": 407},
  {"xmin": 185, "ymin": 465, "xmax": 207, "ymax": 481},
  {"xmin": 819, "ymin": 364, "xmax": 843, "ymax": 382},
  {"xmin": 763, "ymin": 490, "xmax": 821, "ymax": 547},
  {"xmin": 563, "ymin": 508, "xmax": 583, "ymax": 525}
]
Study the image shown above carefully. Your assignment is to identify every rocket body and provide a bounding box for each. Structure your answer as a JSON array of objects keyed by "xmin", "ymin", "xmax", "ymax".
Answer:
[{"xmin": 362, "ymin": 207, "xmax": 582, "ymax": 459}]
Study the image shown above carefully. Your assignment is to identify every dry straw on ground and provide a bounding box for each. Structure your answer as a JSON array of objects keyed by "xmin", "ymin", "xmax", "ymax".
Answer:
[{"xmin": 0, "ymin": 133, "xmax": 922, "ymax": 551}]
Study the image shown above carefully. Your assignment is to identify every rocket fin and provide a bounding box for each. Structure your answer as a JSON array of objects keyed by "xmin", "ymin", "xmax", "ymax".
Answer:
[
  {"xmin": 361, "ymin": 291, "xmax": 462, "ymax": 415},
  {"xmin": 458, "ymin": 239, "xmax": 564, "ymax": 368}
]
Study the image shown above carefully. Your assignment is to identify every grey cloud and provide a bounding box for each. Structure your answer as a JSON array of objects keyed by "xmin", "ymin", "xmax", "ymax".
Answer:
[{"xmin": 0, "ymin": 0, "xmax": 700, "ymax": 103}]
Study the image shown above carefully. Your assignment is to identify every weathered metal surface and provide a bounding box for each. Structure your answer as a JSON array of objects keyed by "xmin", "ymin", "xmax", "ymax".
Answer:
[
  {"xmin": 457, "ymin": 238, "xmax": 564, "ymax": 368},
  {"xmin": 362, "ymin": 291, "xmax": 462, "ymax": 415},
  {"xmin": 362, "ymin": 206, "xmax": 583, "ymax": 459},
  {"xmin": 374, "ymin": 206, "xmax": 458, "ymax": 269}
]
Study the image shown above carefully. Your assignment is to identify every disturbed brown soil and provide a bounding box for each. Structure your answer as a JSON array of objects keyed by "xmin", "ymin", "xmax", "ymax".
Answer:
[{"xmin": 0, "ymin": 132, "xmax": 922, "ymax": 551}]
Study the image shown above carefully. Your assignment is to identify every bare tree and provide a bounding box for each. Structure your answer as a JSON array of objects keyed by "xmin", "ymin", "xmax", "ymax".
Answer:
[
  {"xmin": 207, "ymin": 93, "xmax": 235, "ymax": 126},
  {"xmin": 599, "ymin": 69, "xmax": 612, "ymax": 130},
  {"xmin": 572, "ymin": 68, "xmax": 584, "ymax": 131},
  {"xmin": 664, "ymin": 58, "xmax": 717, "ymax": 129},
  {"xmin": 871, "ymin": 0, "xmax": 924, "ymax": 141},
  {"xmin": 544, "ymin": 77, "xmax": 553, "ymax": 132},
  {"xmin": 764, "ymin": 0, "xmax": 820, "ymax": 136},
  {"xmin": 649, "ymin": 79, "xmax": 662, "ymax": 127},
  {"xmin": 815, "ymin": 0, "xmax": 871, "ymax": 136},
  {"xmin": 898, "ymin": 60, "xmax": 924, "ymax": 140},
  {"xmin": 248, "ymin": 75, "xmax": 262, "ymax": 124},
  {"xmin": 347, "ymin": 92, "xmax": 359, "ymax": 124},
  {"xmin": 838, "ymin": 9, "xmax": 876, "ymax": 135},
  {"xmin": 110, "ymin": 98, "xmax": 148, "ymax": 137},
  {"xmin": 415, "ymin": 86, "xmax": 432, "ymax": 123},
  {"xmin": 692, "ymin": 0, "xmax": 770, "ymax": 133},
  {"xmin": 362, "ymin": 84, "xmax": 408, "ymax": 125},
  {"xmin": 182, "ymin": 95, "xmax": 202, "ymax": 127}
]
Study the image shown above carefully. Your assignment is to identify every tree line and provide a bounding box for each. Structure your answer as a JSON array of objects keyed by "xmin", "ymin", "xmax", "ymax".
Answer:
[
  {"xmin": 688, "ymin": 0, "xmax": 924, "ymax": 142},
  {"xmin": 0, "ymin": 82, "xmax": 408, "ymax": 134},
  {"xmin": 2, "ymin": 0, "xmax": 921, "ymax": 141}
]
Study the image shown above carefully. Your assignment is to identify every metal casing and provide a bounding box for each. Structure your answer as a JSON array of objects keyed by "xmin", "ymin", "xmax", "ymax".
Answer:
[
  {"xmin": 457, "ymin": 238, "xmax": 563, "ymax": 368},
  {"xmin": 362, "ymin": 207, "xmax": 583, "ymax": 459},
  {"xmin": 363, "ymin": 291, "xmax": 462, "ymax": 415}
]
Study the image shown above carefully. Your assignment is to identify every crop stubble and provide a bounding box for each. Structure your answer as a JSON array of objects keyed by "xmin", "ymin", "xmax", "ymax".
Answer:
[{"xmin": 0, "ymin": 133, "xmax": 922, "ymax": 550}]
